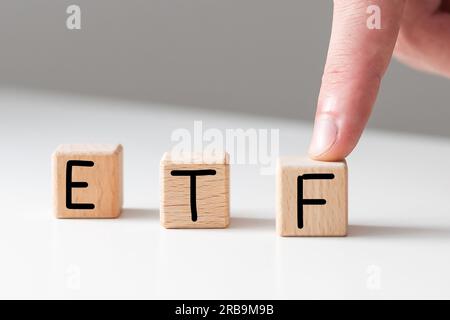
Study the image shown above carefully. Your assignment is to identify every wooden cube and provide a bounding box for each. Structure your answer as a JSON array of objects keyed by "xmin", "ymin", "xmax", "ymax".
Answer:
[
  {"xmin": 52, "ymin": 144, "xmax": 123, "ymax": 219},
  {"xmin": 276, "ymin": 157, "xmax": 347, "ymax": 237},
  {"xmin": 160, "ymin": 151, "xmax": 230, "ymax": 229}
]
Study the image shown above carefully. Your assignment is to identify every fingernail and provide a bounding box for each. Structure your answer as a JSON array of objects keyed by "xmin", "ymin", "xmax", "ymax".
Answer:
[{"xmin": 309, "ymin": 117, "xmax": 338, "ymax": 158}]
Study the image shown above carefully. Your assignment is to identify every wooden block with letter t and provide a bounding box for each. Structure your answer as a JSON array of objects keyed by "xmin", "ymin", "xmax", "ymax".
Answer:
[
  {"xmin": 52, "ymin": 144, "xmax": 123, "ymax": 219},
  {"xmin": 276, "ymin": 157, "xmax": 347, "ymax": 237},
  {"xmin": 160, "ymin": 151, "xmax": 230, "ymax": 229}
]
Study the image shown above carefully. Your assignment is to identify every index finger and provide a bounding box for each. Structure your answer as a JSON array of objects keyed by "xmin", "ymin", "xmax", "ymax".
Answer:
[{"xmin": 309, "ymin": 0, "xmax": 405, "ymax": 161}]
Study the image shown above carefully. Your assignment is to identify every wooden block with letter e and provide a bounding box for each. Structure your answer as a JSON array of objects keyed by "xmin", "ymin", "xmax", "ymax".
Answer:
[
  {"xmin": 160, "ymin": 151, "xmax": 230, "ymax": 229},
  {"xmin": 52, "ymin": 144, "xmax": 123, "ymax": 219},
  {"xmin": 276, "ymin": 157, "xmax": 347, "ymax": 237}
]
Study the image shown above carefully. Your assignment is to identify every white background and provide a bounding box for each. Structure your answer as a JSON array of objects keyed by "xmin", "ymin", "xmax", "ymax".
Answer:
[{"xmin": 1, "ymin": 88, "xmax": 450, "ymax": 299}]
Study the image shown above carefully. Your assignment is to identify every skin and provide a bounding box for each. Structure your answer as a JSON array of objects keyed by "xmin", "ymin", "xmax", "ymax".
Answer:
[{"xmin": 309, "ymin": 0, "xmax": 450, "ymax": 161}]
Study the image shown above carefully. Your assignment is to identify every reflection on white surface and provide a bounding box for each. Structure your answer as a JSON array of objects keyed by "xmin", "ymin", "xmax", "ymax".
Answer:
[{"xmin": 1, "ymin": 88, "xmax": 450, "ymax": 299}]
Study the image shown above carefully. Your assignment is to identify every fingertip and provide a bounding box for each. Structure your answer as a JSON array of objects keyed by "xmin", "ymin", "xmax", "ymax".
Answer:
[
  {"xmin": 308, "ymin": 117, "xmax": 338, "ymax": 158},
  {"xmin": 308, "ymin": 148, "xmax": 348, "ymax": 162},
  {"xmin": 308, "ymin": 115, "xmax": 354, "ymax": 162}
]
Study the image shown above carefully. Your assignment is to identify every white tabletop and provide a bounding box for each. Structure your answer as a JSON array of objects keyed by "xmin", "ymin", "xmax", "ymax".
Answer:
[{"xmin": 1, "ymin": 88, "xmax": 450, "ymax": 299}]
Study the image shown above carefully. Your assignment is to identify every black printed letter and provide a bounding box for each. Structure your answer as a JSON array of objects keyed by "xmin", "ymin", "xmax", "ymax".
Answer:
[
  {"xmin": 297, "ymin": 173, "xmax": 335, "ymax": 229},
  {"xmin": 170, "ymin": 169, "xmax": 217, "ymax": 222},
  {"xmin": 66, "ymin": 160, "xmax": 95, "ymax": 210}
]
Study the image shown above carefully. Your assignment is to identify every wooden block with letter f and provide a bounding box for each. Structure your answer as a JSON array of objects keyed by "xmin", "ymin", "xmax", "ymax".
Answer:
[
  {"xmin": 276, "ymin": 157, "xmax": 347, "ymax": 237},
  {"xmin": 52, "ymin": 144, "xmax": 123, "ymax": 218},
  {"xmin": 160, "ymin": 151, "xmax": 230, "ymax": 229}
]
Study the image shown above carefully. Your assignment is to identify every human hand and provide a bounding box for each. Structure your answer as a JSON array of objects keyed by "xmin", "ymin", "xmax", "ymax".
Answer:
[{"xmin": 309, "ymin": 0, "xmax": 450, "ymax": 161}]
